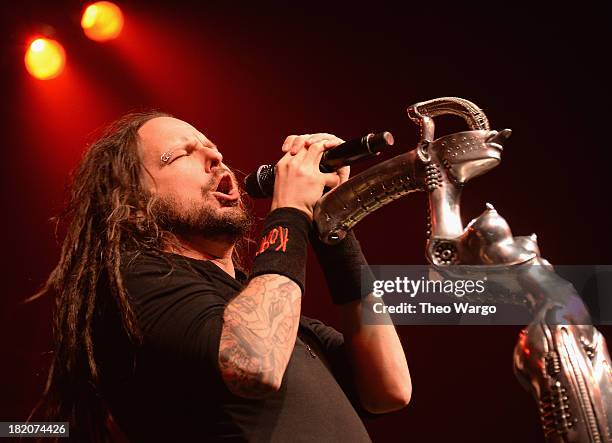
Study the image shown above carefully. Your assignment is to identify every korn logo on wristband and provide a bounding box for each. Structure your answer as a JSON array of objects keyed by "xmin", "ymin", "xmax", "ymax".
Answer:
[{"xmin": 256, "ymin": 226, "xmax": 289, "ymax": 256}]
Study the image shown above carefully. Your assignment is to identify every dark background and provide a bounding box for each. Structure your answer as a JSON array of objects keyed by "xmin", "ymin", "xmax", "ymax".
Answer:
[{"xmin": 1, "ymin": 1, "xmax": 610, "ymax": 442}]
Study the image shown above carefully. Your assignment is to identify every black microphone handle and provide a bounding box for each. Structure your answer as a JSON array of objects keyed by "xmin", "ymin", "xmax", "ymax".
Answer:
[{"xmin": 244, "ymin": 131, "xmax": 394, "ymax": 199}]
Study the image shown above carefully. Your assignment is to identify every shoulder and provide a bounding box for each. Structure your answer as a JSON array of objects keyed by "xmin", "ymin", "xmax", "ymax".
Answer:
[
  {"xmin": 119, "ymin": 251, "xmax": 228, "ymax": 341},
  {"xmin": 122, "ymin": 250, "xmax": 195, "ymax": 275},
  {"xmin": 120, "ymin": 250, "xmax": 223, "ymax": 308},
  {"xmin": 120, "ymin": 250, "xmax": 214, "ymax": 286}
]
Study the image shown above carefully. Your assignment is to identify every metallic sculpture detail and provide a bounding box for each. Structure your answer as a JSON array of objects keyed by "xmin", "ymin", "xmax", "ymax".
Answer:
[{"xmin": 313, "ymin": 97, "xmax": 612, "ymax": 442}]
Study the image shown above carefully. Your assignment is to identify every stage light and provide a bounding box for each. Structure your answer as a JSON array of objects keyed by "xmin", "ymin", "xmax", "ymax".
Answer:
[
  {"xmin": 81, "ymin": 1, "xmax": 124, "ymax": 42},
  {"xmin": 24, "ymin": 38, "xmax": 66, "ymax": 80}
]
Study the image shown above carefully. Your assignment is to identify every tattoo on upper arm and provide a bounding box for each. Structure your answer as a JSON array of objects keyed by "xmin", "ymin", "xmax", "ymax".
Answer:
[{"xmin": 218, "ymin": 274, "xmax": 301, "ymax": 398}]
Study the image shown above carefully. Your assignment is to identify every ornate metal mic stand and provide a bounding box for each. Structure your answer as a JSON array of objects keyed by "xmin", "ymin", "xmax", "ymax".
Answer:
[{"xmin": 313, "ymin": 97, "xmax": 612, "ymax": 442}]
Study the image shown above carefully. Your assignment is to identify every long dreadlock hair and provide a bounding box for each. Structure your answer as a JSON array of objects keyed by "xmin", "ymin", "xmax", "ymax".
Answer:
[{"xmin": 28, "ymin": 111, "xmax": 250, "ymax": 442}]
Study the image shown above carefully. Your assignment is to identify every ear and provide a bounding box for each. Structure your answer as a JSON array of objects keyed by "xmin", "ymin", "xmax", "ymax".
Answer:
[{"xmin": 416, "ymin": 139, "xmax": 432, "ymax": 163}]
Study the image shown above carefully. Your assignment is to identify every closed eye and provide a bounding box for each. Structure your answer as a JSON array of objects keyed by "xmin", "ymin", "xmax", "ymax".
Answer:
[
  {"xmin": 170, "ymin": 143, "xmax": 196, "ymax": 162},
  {"xmin": 170, "ymin": 152, "xmax": 189, "ymax": 162}
]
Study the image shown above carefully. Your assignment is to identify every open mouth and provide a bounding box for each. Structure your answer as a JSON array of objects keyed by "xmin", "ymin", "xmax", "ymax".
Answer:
[
  {"xmin": 215, "ymin": 174, "xmax": 234, "ymax": 194},
  {"xmin": 212, "ymin": 173, "xmax": 239, "ymax": 202},
  {"xmin": 486, "ymin": 129, "xmax": 512, "ymax": 152}
]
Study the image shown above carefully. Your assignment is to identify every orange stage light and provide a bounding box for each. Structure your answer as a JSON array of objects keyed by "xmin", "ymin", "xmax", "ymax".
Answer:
[
  {"xmin": 81, "ymin": 1, "xmax": 124, "ymax": 42},
  {"xmin": 24, "ymin": 38, "xmax": 66, "ymax": 80}
]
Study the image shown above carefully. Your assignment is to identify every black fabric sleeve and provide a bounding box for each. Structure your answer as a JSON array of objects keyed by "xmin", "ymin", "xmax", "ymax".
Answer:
[
  {"xmin": 299, "ymin": 317, "xmax": 362, "ymax": 413},
  {"xmin": 309, "ymin": 229, "xmax": 375, "ymax": 304},
  {"xmin": 122, "ymin": 253, "xmax": 228, "ymax": 378},
  {"xmin": 300, "ymin": 316, "xmax": 383, "ymax": 419},
  {"xmin": 300, "ymin": 315, "xmax": 344, "ymax": 353}
]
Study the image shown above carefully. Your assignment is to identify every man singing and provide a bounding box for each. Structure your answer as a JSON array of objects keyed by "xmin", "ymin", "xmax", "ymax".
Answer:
[{"xmin": 33, "ymin": 111, "xmax": 411, "ymax": 442}]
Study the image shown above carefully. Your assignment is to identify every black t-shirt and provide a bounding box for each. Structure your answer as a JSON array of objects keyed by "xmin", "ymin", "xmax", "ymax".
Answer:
[{"xmin": 94, "ymin": 250, "xmax": 372, "ymax": 442}]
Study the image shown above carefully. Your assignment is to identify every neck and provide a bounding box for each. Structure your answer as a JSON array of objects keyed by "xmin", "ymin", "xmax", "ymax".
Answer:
[
  {"xmin": 428, "ymin": 182, "xmax": 464, "ymax": 239},
  {"xmin": 165, "ymin": 234, "xmax": 236, "ymax": 278}
]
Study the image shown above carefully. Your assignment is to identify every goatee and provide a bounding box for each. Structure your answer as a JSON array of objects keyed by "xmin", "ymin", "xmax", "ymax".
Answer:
[{"xmin": 153, "ymin": 194, "xmax": 252, "ymax": 243}]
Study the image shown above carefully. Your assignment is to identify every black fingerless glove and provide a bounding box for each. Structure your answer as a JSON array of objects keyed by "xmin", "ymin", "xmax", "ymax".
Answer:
[
  {"xmin": 309, "ymin": 229, "xmax": 374, "ymax": 304},
  {"xmin": 251, "ymin": 207, "xmax": 311, "ymax": 294}
]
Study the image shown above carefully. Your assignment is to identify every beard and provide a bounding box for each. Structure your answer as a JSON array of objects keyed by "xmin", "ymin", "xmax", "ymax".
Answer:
[{"xmin": 152, "ymin": 190, "xmax": 252, "ymax": 244}]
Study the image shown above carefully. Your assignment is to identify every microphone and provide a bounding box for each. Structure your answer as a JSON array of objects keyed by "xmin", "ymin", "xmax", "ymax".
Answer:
[{"xmin": 244, "ymin": 131, "xmax": 394, "ymax": 198}]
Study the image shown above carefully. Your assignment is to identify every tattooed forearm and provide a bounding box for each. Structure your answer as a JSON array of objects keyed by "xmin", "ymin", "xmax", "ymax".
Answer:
[{"xmin": 219, "ymin": 274, "xmax": 301, "ymax": 398}]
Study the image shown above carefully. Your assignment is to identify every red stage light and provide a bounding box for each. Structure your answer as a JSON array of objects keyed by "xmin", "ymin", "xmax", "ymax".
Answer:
[
  {"xmin": 24, "ymin": 38, "xmax": 66, "ymax": 80},
  {"xmin": 81, "ymin": 1, "xmax": 124, "ymax": 42}
]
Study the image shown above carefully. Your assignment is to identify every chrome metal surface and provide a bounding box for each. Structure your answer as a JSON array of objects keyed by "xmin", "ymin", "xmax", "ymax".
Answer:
[{"xmin": 312, "ymin": 97, "xmax": 612, "ymax": 442}]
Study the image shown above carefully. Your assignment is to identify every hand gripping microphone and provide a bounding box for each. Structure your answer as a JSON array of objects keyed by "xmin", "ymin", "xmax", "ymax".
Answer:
[{"xmin": 244, "ymin": 131, "xmax": 394, "ymax": 198}]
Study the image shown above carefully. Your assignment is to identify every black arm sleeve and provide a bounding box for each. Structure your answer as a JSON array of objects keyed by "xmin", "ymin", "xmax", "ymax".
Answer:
[
  {"xmin": 309, "ymin": 230, "xmax": 375, "ymax": 304},
  {"xmin": 300, "ymin": 316, "xmax": 383, "ymax": 419},
  {"xmin": 299, "ymin": 317, "xmax": 362, "ymax": 410},
  {"xmin": 122, "ymin": 253, "xmax": 228, "ymax": 378}
]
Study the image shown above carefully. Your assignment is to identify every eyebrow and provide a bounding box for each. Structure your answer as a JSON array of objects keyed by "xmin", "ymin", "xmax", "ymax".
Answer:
[{"xmin": 159, "ymin": 136, "xmax": 218, "ymax": 167}]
